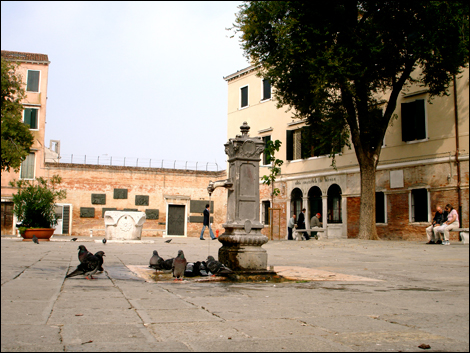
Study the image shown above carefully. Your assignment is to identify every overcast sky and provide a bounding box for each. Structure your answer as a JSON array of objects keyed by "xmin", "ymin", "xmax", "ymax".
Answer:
[{"xmin": 1, "ymin": 1, "xmax": 248, "ymax": 170}]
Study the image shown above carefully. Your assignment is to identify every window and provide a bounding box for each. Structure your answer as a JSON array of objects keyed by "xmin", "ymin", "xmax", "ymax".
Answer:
[
  {"xmin": 411, "ymin": 188, "xmax": 428, "ymax": 222},
  {"xmin": 23, "ymin": 108, "xmax": 38, "ymax": 129},
  {"xmin": 262, "ymin": 200, "xmax": 270, "ymax": 225},
  {"xmin": 286, "ymin": 127, "xmax": 341, "ymax": 161},
  {"xmin": 376, "ymin": 192, "xmax": 386, "ymax": 223},
  {"xmin": 401, "ymin": 99, "xmax": 426, "ymax": 142},
  {"xmin": 20, "ymin": 153, "xmax": 35, "ymax": 179},
  {"xmin": 240, "ymin": 86, "xmax": 248, "ymax": 108},
  {"xmin": 262, "ymin": 79, "xmax": 271, "ymax": 101},
  {"xmin": 26, "ymin": 70, "xmax": 40, "ymax": 92},
  {"xmin": 327, "ymin": 184, "xmax": 342, "ymax": 223},
  {"xmin": 262, "ymin": 135, "xmax": 271, "ymax": 165}
]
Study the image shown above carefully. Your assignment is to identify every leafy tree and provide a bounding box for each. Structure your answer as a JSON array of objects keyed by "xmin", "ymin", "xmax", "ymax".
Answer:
[
  {"xmin": 233, "ymin": 1, "xmax": 469, "ymax": 239},
  {"xmin": 1, "ymin": 59, "xmax": 34, "ymax": 173}
]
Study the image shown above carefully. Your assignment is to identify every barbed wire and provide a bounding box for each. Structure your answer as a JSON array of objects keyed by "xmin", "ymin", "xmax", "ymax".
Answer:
[{"xmin": 46, "ymin": 154, "xmax": 222, "ymax": 171}]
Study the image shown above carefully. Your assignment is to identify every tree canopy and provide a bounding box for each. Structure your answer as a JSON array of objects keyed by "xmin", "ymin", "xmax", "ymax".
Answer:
[
  {"xmin": 233, "ymin": 1, "xmax": 469, "ymax": 239},
  {"xmin": 1, "ymin": 59, "xmax": 34, "ymax": 173}
]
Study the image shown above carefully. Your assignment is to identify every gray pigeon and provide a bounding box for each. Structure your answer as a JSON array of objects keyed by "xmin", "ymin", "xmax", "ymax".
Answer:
[
  {"xmin": 206, "ymin": 256, "xmax": 233, "ymax": 276},
  {"xmin": 102, "ymin": 238, "xmax": 107, "ymax": 244},
  {"xmin": 71, "ymin": 237, "xmax": 78, "ymax": 241},
  {"xmin": 165, "ymin": 239, "xmax": 172, "ymax": 243},
  {"xmin": 149, "ymin": 250, "xmax": 164, "ymax": 269},
  {"xmin": 32, "ymin": 235, "xmax": 39, "ymax": 244},
  {"xmin": 161, "ymin": 258, "xmax": 174, "ymax": 270},
  {"xmin": 95, "ymin": 251, "xmax": 105, "ymax": 272},
  {"xmin": 78, "ymin": 245, "xmax": 92, "ymax": 263},
  {"xmin": 172, "ymin": 250, "xmax": 187, "ymax": 280},
  {"xmin": 66, "ymin": 251, "xmax": 105, "ymax": 280}
]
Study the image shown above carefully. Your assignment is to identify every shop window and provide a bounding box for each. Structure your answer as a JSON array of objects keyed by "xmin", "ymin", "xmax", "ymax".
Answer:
[
  {"xmin": 327, "ymin": 184, "xmax": 342, "ymax": 223},
  {"xmin": 20, "ymin": 153, "xmax": 35, "ymax": 180},
  {"xmin": 411, "ymin": 188, "xmax": 428, "ymax": 222},
  {"xmin": 376, "ymin": 192, "xmax": 386, "ymax": 223},
  {"xmin": 26, "ymin": 70, "xmax": 40, "ymax": 92},
  {"xmin": 290, "ymin": 188, "xmax": 303, "ymax": 218},
  {"xmin": 401, "ymin": 99, "xmax": 426, "ymax": 142}
]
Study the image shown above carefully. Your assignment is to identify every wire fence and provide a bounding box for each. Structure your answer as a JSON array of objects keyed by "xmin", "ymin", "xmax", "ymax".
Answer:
[{"xmin": 47, "ymin": 154, "xmax": 221, "ymax": 171}]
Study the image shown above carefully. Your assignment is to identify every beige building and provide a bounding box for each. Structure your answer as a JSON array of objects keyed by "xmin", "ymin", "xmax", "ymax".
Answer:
[
  {"xmin": 1, "ymin": 51, "xmax": 51, "ymax": 234},
  {"xmin": 224, "ymin": 65, "xmax": 469, "ymax": 240}
]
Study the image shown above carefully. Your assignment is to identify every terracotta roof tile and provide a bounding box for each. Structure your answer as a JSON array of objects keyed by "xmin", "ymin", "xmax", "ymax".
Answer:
[{"xmin": 1, "ymin": 50, "xmax": 49, "ymax": 63}]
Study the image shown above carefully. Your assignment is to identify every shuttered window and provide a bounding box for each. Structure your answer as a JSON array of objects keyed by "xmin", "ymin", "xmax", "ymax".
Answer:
[
  {"xmin": 26, "ymin": 70, "xmax": 40, "ymax": 92},
  {"xmin": 262, "ymin": 135, "xmax": 271, "ymax": 165},
  {"xmin": 262, "ymin": 79, "xmax": 271, "ymax": 100},
  {"xmin": 24, "ymin": 108, "xmax": 38, "ymax": 129},
  {"xmin": 20, "ymin": 153, "xmax": 35, "ymax": 180},
  {"xmin": 286, "ymin": 130, "xmax": 294, "ymax": 161},
  {"xmin": 401, "ymin": 99, "xmax": 426, "ymax": 142},
  {"xmin": 240, "ymin": 86, "xmax": 248, "ymax": 108}
]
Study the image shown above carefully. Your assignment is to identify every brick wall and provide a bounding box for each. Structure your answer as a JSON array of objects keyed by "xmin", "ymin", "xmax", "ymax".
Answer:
[{"xmin": 45, "ymin": 163, "xmax": 227, "ymax": 237}]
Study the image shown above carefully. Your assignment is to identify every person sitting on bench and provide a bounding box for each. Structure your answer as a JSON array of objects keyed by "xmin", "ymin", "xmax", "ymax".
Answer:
[{"xmin": 310, "ymin": 213, "xmax": 322, "ymax": 240}]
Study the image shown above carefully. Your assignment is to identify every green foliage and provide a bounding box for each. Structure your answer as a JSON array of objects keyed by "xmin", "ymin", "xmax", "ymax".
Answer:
[
  {"xmin": 1, "ymin": 59, "xmax": 34, "ymax": 173},
  {"xmin": 233, "ymin": 1, "xmax": 469, "ymax": 163},
  {"xmin": 10, "ymin": 175, "xmax": 67, "ymax": 228},
  {"xmin": 262, "ymin": 139, "xmax": 283, "ymax": 197}
]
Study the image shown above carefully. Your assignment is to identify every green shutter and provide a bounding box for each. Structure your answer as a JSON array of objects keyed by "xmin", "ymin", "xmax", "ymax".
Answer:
[
  {"xmin": 286, "ymin": 130, "xmax": 294, "ymax": 161},
  {"xmin": 401, "ymin": 102, "xmax": 415, "ymax": 141},
  {"xmin": 415, "ymin": 100, "xmax": 426, "ymax": 140}
]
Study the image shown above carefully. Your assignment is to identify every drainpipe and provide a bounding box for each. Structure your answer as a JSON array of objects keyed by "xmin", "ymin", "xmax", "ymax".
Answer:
[{"xmin": 453, "ymin": 75, "xmax": 462, "ymax": 225}]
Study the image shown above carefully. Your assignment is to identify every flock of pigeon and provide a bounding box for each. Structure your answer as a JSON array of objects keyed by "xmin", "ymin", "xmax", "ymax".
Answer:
[
  {"xmin": 149, "ymin": 249, "xmax": 233, "ymax": 280},
  {"xmin": 63, "ymin": 242, "xmax": 233, "ymax": 281}
]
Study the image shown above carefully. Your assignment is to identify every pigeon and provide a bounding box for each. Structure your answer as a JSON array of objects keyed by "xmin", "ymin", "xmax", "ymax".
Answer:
[
  {"xmin": 149, "ymin": 250, "xmax": 165, "ymax": 270},
  {"xmin": 102, "ymin": 238, "xmax": 107, "ymax": 244},
  {"xmin": 164, "ymin": 239, "xmax": 172, "ymax": 243},
  {"xmin": 172, "ymin": 250, "xmax": 187, "ymax": 280},
  {"xmin": 71, "ymin": 238, "xmax": 78, "ymax": 242},
  {"xmin": 161, "ymin": 258, "xmax": 174, "ymax": 271},
  {"xmin": 198, "ymin": 261, "xmax": 210, "ymax": 276},
  {"xmin": 78, "ymin": 245, "xmax": 92, "ymax": 264},
  {"xmin": 66, "ymin": 251, "xmax": 105, "ymax": 279},
  {"xmin": 206, "ymin": 256, "xmax": 233, "ymax": 276},
  {"xmin": 95, "ymin": 251, "xmax": 105, "ymax": 272},
  {"xmin": 32, "ymin": 235, "xmax": 39, "ymax": 244}
]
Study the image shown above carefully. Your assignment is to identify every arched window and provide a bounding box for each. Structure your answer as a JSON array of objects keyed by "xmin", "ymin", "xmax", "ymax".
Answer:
[
  {"xmin": 290, "ymin": 188, "xmax": 303, "ymax": 218},
  {"xmin": 327, "ymin": 184, "xmax": 342, "ymax": 224},
  {"xmin": 308, "ymin": 186, "xmax": 322, "ymax": 221}
]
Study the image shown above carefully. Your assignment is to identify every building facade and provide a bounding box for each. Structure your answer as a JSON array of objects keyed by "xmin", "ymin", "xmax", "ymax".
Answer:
[
  {"xmin": 224, "ymin": 66, "xmax": 469, "ymax": 240},
  {"xmin": 1, "ymin": 51, "xmax": 51, "ymax": 235}
]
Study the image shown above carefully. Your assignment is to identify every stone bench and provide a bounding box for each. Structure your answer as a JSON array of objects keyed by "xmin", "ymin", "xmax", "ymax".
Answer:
[
  {"xmin": 293, "ymin": 227, "xmax": 328, "ymax": 241},
  {"xmin": 449, "ymin": 228, "xmax": 469, "ymax": 244}
]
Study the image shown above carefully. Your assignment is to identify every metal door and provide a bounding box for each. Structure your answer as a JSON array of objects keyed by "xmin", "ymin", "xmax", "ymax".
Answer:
[{"xmin": 167, "ymin": 205, "xmax": 185, "ymax": 236}]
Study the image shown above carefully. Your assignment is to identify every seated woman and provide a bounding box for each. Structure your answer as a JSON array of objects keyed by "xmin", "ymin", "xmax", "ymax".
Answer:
[{"xmin": 434, "ymin": 204, "xmax": 459, "ymax": 245}]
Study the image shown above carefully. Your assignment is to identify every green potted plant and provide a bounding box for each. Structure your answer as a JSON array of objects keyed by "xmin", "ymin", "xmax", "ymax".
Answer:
[{"xmin": 10, "ymin": 175, "xmax": 67, "ymax": 241}]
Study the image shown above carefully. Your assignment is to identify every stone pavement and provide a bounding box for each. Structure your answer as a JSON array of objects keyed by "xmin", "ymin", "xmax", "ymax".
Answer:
[{"xmin": 1, "ymin": 236, "xmax": 468, "ymax": 352}]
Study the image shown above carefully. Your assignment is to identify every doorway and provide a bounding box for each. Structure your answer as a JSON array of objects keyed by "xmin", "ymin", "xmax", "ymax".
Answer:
[{"xmin": 167, "ymin": 204, "xmax": 186, "ymax": 236}]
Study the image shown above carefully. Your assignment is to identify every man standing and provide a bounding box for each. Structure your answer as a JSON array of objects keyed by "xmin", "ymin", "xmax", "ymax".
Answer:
[
  {"xmin": 425, "ymin": 206, "xmax": 446, "ymax": 244},
  {"xmin": 200, "ymin": 204, "xmax": 216, "ymax": 240},
  {"xmin": 310, "ymin": 213, "xmax": 322, "ymax": 240},
  {"xmin": 287, "ymin": 214, "xmax": 296, "ymax": 240},
  {"xmin": 298, "ymin": 208, "xmax": 308, "ymax": 240}
]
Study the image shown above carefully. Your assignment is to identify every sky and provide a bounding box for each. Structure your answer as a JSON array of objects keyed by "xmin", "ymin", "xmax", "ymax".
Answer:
[{"xmin": 1, "ymin": 1, "xmax": 248, "ymax": 170}]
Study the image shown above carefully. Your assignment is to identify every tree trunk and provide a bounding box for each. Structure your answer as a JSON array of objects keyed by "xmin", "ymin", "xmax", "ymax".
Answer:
[{"xmin": 357, "ymin": 158, "xmax": 379, "ymax": 240}]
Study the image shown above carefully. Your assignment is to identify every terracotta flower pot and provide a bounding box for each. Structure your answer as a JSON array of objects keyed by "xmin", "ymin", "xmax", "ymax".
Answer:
[{"xmin": 21, "ymin": 228, "xmax": 55, "ymax": 242}]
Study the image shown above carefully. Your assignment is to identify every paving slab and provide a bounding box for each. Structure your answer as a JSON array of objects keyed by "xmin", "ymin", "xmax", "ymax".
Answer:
[{"xmin": 1, "ymin": 237, "xmax": 468, "ymax": 352}]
